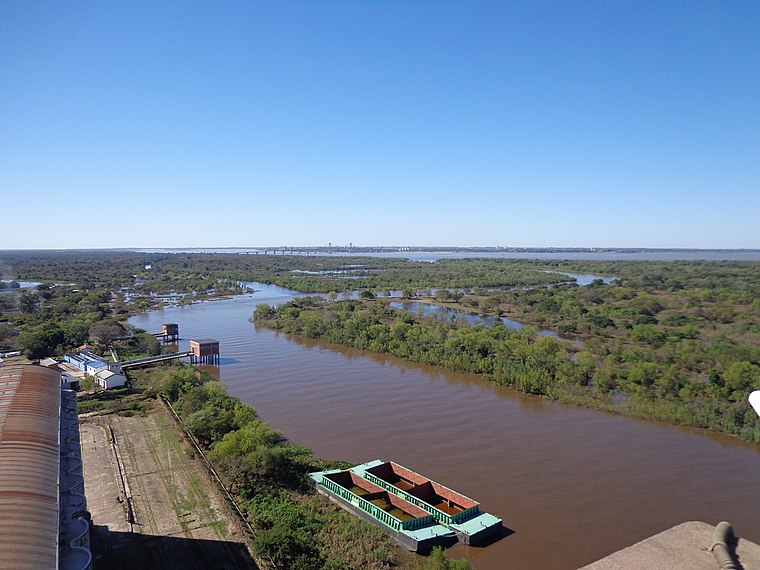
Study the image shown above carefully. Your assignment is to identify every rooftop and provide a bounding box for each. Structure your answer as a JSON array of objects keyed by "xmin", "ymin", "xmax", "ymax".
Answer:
[
  {"xmin": 190, "ymin": 338, "xmax": 219, "ymax": 345},
  {"xmin": 0, "ymin": 365, "xmax": 61, "ymax": 569},
  {"xmin": 95, "ymin": 369, "xmax": 119, "ymax": 379}
]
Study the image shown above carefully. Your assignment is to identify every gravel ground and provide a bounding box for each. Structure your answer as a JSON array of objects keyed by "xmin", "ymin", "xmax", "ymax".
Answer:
[{"xmin": 80, "ymin": 403, "xmax": 257, "ymax": 570}]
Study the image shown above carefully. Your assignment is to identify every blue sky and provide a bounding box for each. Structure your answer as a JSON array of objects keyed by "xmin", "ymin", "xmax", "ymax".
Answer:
[{"xmin": 2, "ymin": 1, "xmax": 759, "ymax": 249}]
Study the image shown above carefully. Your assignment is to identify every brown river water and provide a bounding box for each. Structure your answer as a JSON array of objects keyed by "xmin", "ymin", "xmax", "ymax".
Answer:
[{"xmin": 129, "ymin": 284, "xmax": 760, "ymax": 569}]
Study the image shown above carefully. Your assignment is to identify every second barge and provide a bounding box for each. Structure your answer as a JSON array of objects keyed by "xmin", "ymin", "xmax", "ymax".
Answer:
[{"xmin": 310, "ymin": 459, "xmax": 502, "ymax": 552}]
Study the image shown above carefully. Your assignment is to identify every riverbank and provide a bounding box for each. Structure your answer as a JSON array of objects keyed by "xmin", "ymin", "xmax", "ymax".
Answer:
[
  {"xmin": 118, "ymin": 366, "xmax": 470, "ymax": 570},
  {"xmin": 128, "ymin": 287, "xmax": 760, "ymax": 570},
  {"xmin": 254, "ymin": 297, "xmax": 760, "ymax": 446},
  {"xmin": 5, "ymin": 251, "xmax": 759, "ymax": 568}
]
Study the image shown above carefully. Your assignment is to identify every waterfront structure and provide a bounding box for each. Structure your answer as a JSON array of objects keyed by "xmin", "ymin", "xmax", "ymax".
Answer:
[
  {"xmin": 0, "ymin": 364, "xmax": 92, "ymax": 569},
  {"xmin": 189, "ymin": 339, "xmax": 220, "ymax": 364},
  {"xmin": 119, "ymin": 351, "xmax": 192, "ymax": 369},
  {"xmin": 153, "ymin": 323, "xmax": 179, "ymax": 343},
  {"xmin": 310, "ymin": 460, "xmax": 502, "ymax": 552}
]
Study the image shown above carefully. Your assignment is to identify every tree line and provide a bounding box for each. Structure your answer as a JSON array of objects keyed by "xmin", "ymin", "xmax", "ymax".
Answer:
[
  {"xmin": 254, "ymin": 297, "xmax": 760, "ymax": 444},
  {"xmin": 139, "ymin": 366, "xmax": 471, "ymax": 570}
]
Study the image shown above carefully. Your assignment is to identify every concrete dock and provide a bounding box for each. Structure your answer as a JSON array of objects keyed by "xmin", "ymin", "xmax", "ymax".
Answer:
[{"xmin": 582, "ymin": 521, "xmax": 760, "ymax": 570}]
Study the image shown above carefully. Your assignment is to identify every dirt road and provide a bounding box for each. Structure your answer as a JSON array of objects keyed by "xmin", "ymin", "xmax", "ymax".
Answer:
[{"xmin": 80, "ymin": 402, "xmax": 257, "ymax": 569}]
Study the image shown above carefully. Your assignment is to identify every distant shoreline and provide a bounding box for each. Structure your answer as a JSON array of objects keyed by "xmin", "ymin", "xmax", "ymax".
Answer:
[
  {"xmin": 3, "ymin": 246, "xmax": 760, "ymax": 262},
  {"xmin": 2, "ymin": 246, "xmax": 760, "ymax": 253},
  {"xmin": 132, "ymin": 246, "xmax": 760, "ymax": 253}
]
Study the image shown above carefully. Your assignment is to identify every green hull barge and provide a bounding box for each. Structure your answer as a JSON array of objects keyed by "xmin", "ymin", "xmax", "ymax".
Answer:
[{"xmin": 309, "ymin": 459, "xmax": 503, "ymax": 552}]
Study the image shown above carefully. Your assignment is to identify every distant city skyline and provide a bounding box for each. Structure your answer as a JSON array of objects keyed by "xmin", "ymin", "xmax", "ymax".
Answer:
[{"xmin": 2, "ymin": 1, "xmax": 759, "ymax": 249}]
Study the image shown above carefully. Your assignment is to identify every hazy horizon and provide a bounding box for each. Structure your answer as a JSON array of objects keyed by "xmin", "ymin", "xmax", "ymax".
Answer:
[{"xmin": 4, "ymin": 244, "xmax": 760, "ymax": 252}]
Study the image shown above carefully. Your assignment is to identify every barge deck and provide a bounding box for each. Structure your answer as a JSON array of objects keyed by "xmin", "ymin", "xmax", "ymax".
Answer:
[{"xmin": 310, "ymin": 459, "xmax": 502, "ymax": 552}]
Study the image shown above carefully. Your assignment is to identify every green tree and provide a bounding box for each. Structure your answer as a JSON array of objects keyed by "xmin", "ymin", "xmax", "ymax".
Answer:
[
  {"xmin": 724, "ymin": 361, "xmax": 760, "ymax": 393},
  {"xmin": 155, "ymin": 366, "xmax": 203, "ymax": 401},
  {"xmin": 19, "ymin": 291, "xmax": 40, "ymax": 314},
  {"xmin": 136, "ymin": 332, "xmax": 160, "ymax": 355},
  {"xmin": 80, "ymin": 374, "xmax": 95, "ymax": 392},
  {"xmin": 253, "ymin": 303, "xmax": 275, "ymax": 320},
  {"xmin": 631, "ymin": 324, "xmax": 666, "ymax": 347},
  {"xmin": 212, "ymin": 420, "xmax": 283, "ymax": 456},
  {"xmin": 0, "ymin": 323, "xmax": 17, "ymax": 350},
  {"xmin": 63, "ymin": 320, "xmax": 91, "ymax": 348},
  {"xmin": 88, "ymin": 319, "xmax": 125, "ymax": 346},
  {"xmin": 233, "ymin": 402, "xmax": 257, "ymax": 428},
  {"xmin": 422, "ymin": 547, "xmax": 473, "ymax": 570},
  {"xmin": 436, "ymin": 289, "xmax": 452, "ymax": 302},
  {"xmin": 17, "ymin": 323, "xmax": 64, "ymax": 360},
  {"xmin": 248, "ymin": 494, "xmax": 322, "ymax": 569}
]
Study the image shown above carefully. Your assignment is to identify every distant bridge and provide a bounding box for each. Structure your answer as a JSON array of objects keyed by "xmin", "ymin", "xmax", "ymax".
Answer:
[{"xmin": 120, "ymin": 351, "xmax": 192, "ymax": 370}]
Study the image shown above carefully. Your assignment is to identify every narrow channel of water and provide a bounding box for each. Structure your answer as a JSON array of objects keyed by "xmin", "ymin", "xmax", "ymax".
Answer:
[
  {"xmin": 389, "ymin": 301, "xmax": 561, "ymax": 338},
  {"xmin": 128, "ymin": 285, "xmax": 760, "ymax": 570},
  {"xmin": 0, "ymin": 280, "xmax": 42, "ymax": 289},
  {"xmin": 546, "ymin": 271, "xmax": 617, "ymax": 286}
]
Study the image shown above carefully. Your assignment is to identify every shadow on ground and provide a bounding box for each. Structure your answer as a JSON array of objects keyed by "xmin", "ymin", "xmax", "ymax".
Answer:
[{"xmin": 90, "ymin": 524, "xmax": 258, "ymax": 570}]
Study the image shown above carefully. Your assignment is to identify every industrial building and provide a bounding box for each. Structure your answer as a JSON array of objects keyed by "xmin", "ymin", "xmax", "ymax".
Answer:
[
  {"xmin": 189, "ymin": 339, "xmax": 220, "ymax": 364},
  {"xmin": 0, "ymin": 364, "xmax": 92, "ymax": 569},
  {"xmin": 153, "ymin": 323, "xmax": 179, "ymax": 343},
  {"xmin": 64, "ymin": 349, "xmax": 110, "ymax": 375}
]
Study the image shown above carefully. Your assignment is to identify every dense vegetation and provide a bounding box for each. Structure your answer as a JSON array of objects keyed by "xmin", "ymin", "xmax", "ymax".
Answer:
[
  {"xmin": 0, "ymin": 250, "xmax": 597, "ymax": 357},
  {"xmin": 4, "ymin": 250, "xmax": 760, "ymax": 443},
  {"xmin": 254, "ymin": 294, "xmax": 760, "ymax": 444},
  {"xmin": 0, "ymin": 281, "xmax": 160, "ymax": 359},
  {"xmin": 1, "ymin": 249, "xmax": 570, "ymax": 292},
  {"xmin": 137, "ymin": 366, "xmax": 471, "ymax": 570},
  {"xmin": 5, "ymin": 250, "xmax": 759, "ymax": 299},
  {"xmin": 3, "ymin": 250, "xmax": 760, "ymax": 444},
  {"xmin": 4, "ymin": 249, "xmax": 759, "ymax": 564}
]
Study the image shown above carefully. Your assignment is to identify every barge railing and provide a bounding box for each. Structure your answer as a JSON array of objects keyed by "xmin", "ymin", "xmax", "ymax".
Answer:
[
  {"xmin": 363, "ymin": 472, "xmax": 479, "ymax": 525},
  {"xmin": 318, "ymin": 476, "xmax": 435, "ymax": 531}
]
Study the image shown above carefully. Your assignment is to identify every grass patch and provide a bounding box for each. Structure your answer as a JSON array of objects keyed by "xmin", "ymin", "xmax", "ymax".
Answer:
[{"xmin": 78, "ymin": 389, "xmax": 150, "ymax": 415}]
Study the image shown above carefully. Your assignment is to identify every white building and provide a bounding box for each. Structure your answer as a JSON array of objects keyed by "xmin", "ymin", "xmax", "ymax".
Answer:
[{"xmin": 94, "ymin": 369, "xmax": 126, "ymax": 390}]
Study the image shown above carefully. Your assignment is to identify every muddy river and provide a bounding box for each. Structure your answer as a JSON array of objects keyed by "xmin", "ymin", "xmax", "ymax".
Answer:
[{"xmin": 129, "ymin": 283, "xmax": 760, "ymax": 569}]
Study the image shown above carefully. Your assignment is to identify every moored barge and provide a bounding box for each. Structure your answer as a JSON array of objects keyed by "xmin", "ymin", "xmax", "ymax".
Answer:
[{"xmin": 309, "ymin": 459, "xmax": 502, "ymax": 552}]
